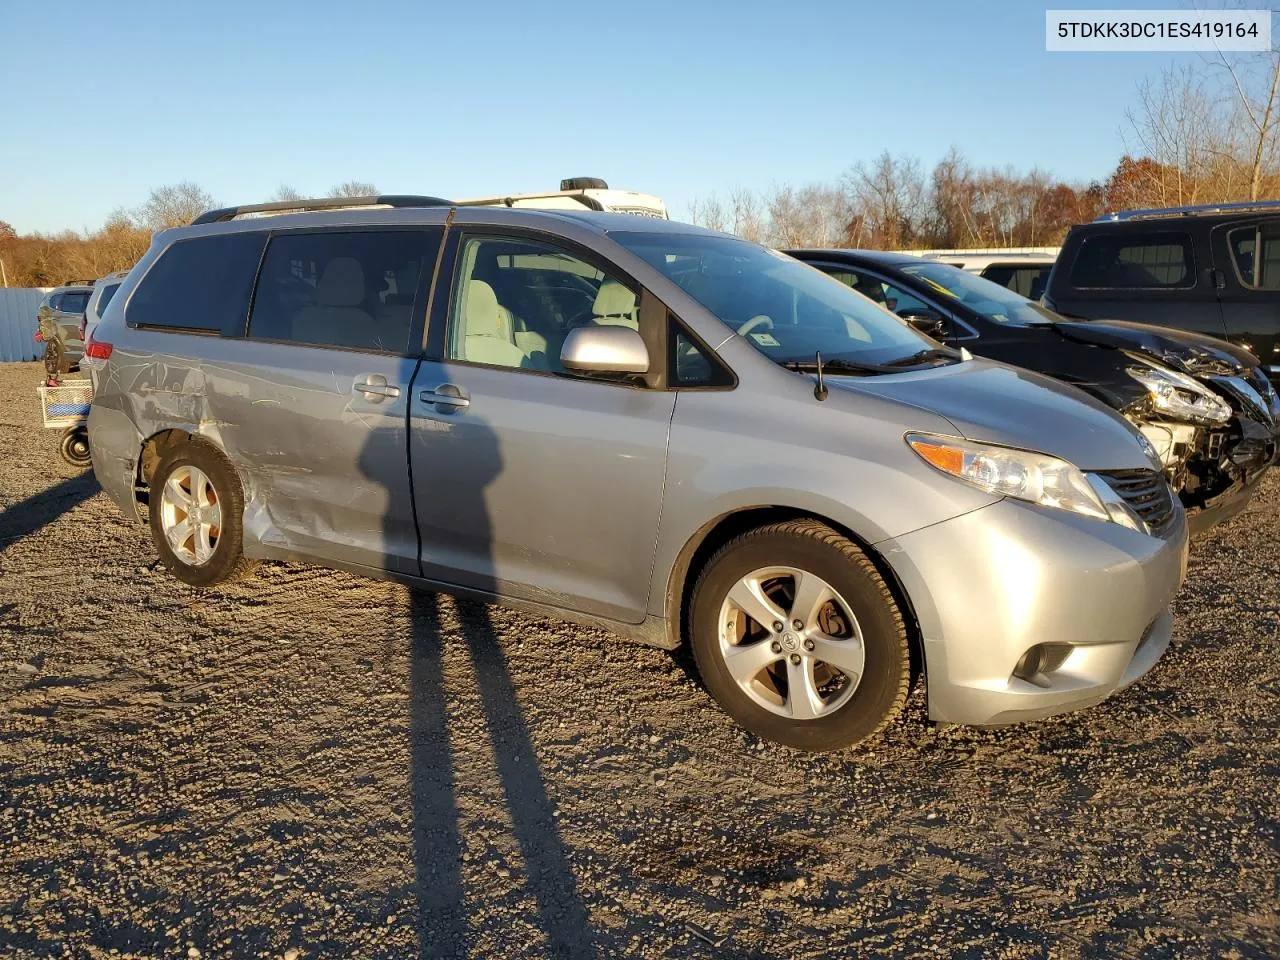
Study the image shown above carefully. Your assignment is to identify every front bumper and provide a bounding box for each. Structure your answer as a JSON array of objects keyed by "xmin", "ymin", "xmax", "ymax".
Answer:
[{"xmin": 878, "ymin": 498, "xmax": 1188, "ymax": 726}]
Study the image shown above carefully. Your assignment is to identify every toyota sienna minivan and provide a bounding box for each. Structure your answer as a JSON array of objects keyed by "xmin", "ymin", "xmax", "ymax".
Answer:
[{"xmin": 87, "ymin": 195, "xmax": 1188, "ymax": 751}]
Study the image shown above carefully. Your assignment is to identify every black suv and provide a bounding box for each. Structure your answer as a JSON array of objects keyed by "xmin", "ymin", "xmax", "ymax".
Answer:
[{"xmin": 1044, "ymin": 202, "xmax": 1280, "ymax": 387}]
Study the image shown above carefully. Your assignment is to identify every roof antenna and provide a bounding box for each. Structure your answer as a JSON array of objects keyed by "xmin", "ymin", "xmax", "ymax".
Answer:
[{"xmin": 814, "ymin": 350, "xmax": 828, "ymax": 401}]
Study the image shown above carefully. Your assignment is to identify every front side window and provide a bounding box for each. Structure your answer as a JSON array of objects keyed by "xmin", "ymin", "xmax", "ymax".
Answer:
[
  {"xmin": 613, "ymin": 233, "xmax": 944, "ymax": 369},
  {"xmin": 129, "ymin": 233, "xmax": 265, "ymax": 332},
  {"xmin": 447, "ymin": 236, "xmax": 639, "ymax": 373},
  {"xmin": 822, "ymin": 267, "xmax": 931, "ymax": 315},
  {"xmin": 1229, "ymin": 226, "xmax": 1280, "ymax": 289},
  {"xmin": 1068, "ymin": 233, "xmax": 1195, "ymax": 289},
  {"xmin": 249, "ymin": 230, "xmax": 433, "ymax": 353}
]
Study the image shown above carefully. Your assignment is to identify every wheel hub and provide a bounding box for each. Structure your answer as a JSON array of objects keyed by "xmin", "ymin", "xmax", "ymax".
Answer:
[{"xmin": 718, "ymin": 565, "xmax": 866, "ymax": 721}]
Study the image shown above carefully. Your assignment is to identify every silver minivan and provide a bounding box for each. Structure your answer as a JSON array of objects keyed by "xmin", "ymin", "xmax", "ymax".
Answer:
[{"xmin": 87, "ymin": 197, "xmax": 1188, "ymax": 751}]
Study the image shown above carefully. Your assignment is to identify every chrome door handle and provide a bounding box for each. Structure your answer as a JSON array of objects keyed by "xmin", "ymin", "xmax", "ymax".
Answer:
[
  {"xmin": 355, "ymin": 377, "xmax": 401, "ymax": 401},
  {"xmin": 420, "ymin": 384, "xmax": 470, "ymax": 409}
]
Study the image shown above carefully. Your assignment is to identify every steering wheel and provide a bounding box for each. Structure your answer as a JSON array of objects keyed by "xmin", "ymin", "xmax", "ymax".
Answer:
[{"xmin": 737, "ymin": 314, "xmax": 773, "ymax": 336}]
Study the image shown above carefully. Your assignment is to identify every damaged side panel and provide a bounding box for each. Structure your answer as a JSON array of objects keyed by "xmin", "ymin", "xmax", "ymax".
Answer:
[{"xmin": 90, "ymin": 331, "xmax": 421, "ymax": 575}]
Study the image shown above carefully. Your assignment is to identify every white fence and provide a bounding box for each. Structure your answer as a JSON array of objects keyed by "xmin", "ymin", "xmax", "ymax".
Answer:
[{"xmin": 0, "ymin": 289, "xmax": 51, "ymax": 362}]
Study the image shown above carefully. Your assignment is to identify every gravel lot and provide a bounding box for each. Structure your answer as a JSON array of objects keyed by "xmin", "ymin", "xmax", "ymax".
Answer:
[{"xmin": 1, "ymin": 359, "xmax": 1277, "ymax": 959}]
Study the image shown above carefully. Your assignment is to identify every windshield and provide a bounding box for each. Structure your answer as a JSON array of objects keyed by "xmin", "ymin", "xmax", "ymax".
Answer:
[
  {"xmin": 613, "ymin": 232, "xmax": 942, "ymax": 367},
  {"xmin": 898, "ymin": 261, "xmax": 1056, "ymax": 325}
]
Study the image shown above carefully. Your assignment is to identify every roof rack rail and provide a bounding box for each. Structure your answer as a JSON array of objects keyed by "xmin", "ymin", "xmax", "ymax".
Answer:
[
  {"xmin": 191, "ymin": 194, "xmax": 453, "ymax": 225},
  {"xmin": 454, "ymin": 190, "xmax": 606, "ymax": 211},
  {"xmin": 1095, "ymin": 200, "xmax": 1280, "ymax": 222}
]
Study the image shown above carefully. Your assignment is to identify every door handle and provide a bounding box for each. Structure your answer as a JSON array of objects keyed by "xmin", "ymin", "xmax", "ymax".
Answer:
[
  {"xmin": 420, "ymin": 383, "xmax": 470, "ymax": 409},
  {"xmin": 354, "ymin": 376, "xmax": 401, "ymax": 401}
]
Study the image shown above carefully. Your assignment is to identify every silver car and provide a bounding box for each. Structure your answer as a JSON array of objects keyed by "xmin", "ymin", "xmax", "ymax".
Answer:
[
  {"xmin": 36, "ymin": 283, "xmax": 94, "ymax": 370},
  {"xmin": 87, "ymin": 197, "xmax": 1188, "ymax": 751}
]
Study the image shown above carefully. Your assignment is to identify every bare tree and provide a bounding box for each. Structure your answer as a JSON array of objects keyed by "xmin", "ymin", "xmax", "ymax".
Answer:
[
  {"xmin": 327, "ymin": 181, "xmax": 379, "ymax": 198},
  {"xmin": 728, "ymin": 187, "xmax": 766, "ymax": 242},
  {"xmin": 1214, "ymin": 46, "xmax": 1280, "ymax": 200},
  {"xmin": 134, "ymin": 182, "xmax": 217, "ymax": 230},
  {"xmin": 688, "ymin": 195, "xmax": 729, "ymax": 232},
  {"xmin": 272, "ymin": 184, "xmax": 306, "ymax": 202},
  {"xmin": 844, "ymin": 153, "xmax": 926, "ymax": 249}
]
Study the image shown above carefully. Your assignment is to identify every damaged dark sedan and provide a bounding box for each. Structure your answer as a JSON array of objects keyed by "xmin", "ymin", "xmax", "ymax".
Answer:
[{"xmin": 788, "ymin": 249, "xmax": 1280, "ymax": 533}]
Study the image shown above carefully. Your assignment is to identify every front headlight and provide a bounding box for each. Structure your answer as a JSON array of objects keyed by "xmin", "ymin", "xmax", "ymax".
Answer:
[
  {"xmin": 1125, "ymin": 356, "xmax": 1231, "ymax": 425},
  {"xmin": 906, "ymin": 433, "xmax": 1109, "ymax": 522}
]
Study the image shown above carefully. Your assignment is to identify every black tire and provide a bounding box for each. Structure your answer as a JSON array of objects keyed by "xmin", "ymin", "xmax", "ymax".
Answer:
[
  {"xmin": 58, "ymin": 426, "xmax": 91, "ymax": 468},
  {"xmin": 148, "ymin": 439, "xmax": 255, "ymax": 587},
  {"xmin": 688, "ymin": 520, "xmax": 911, "ymax": 752}
]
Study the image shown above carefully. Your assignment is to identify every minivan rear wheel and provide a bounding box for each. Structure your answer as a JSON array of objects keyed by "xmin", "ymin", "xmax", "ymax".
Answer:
[
  {"xmin": 149, "ymin": 440, "xmax": 254, "ymax": 587},
  {"xmin": 689, "ymin": 520, "xmax": 911, "ymax": 751}
]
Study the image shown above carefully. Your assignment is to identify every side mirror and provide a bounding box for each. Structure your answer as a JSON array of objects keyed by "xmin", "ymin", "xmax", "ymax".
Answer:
[
  {"xmin": 560, "ymin": 325, "xmax": 650, "ymax": 376},
  {"xmin": 898, "ymin": 308, "xmax": 948, "ymax": 339}
]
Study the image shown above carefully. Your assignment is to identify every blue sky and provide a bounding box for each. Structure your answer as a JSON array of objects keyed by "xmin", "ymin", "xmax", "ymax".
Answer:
[{"xmin": 2, "ymin": 0, "xmax": 1200, "ymax": 234}]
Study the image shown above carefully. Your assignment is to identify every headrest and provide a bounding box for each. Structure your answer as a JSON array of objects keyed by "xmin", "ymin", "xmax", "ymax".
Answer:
[
  {"xmin": 592, "ymin": 279, "xmax": 636, "ymax": 319},
  {"xmin": 317, "ymin": 257, "xmax": 365, "ymax": 307},
  {"xmin": 464, "ymin": 280, "xmax": 509, "ymax": 339}
]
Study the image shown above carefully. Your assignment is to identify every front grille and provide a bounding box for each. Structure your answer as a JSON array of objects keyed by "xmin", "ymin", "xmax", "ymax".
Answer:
[{"xmin": 1098, "ymin": 469, "xmax": 1179, "ymax": 538}]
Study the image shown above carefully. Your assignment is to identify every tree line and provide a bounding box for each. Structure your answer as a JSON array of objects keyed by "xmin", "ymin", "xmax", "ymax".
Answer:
[
  {"xmin": 690, "ymin": 44, "xmax": 1280, "ymax": 249},
  {"xmin": 0, "ymin": 181, "xmax": 377, "ymax": 288}
]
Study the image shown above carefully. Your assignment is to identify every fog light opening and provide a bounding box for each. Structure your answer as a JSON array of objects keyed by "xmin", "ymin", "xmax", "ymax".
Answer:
[{"xmin": 1013, "ymin": 643, "xmax": 1073, "ymax": 687}]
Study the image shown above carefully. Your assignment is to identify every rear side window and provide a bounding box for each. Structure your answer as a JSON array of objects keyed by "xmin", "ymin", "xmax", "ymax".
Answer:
[
  {"xmin": 128, "ymin": 234, "xmax": 265, "ymax": 333},
  {"xmin": 56, "ymin": 291, "xmax": 91, "ymax": 313},
  {"xmin": 1228, "ymin": 226, "xmax": 1280, "ymax": 289},
  {"xmin": 1068, "ymin": 233, "xmax": 1194, "ymax": 289},
  {"xmin": 97, "ymin": 283, "xmax": 121, "ymax": 313},
  {"xmin": 249, "ymin": 230, "xmax": 435, "ymax": 353},
  {"xmin": 980, "ymin": 265, "xmax": 1050, "ymax": 299}
]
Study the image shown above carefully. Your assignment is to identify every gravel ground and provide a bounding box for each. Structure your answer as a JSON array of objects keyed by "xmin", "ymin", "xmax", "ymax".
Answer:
[{"xmin": 1, "ymin": 359, "xmax": 1277, "ymax": 959}]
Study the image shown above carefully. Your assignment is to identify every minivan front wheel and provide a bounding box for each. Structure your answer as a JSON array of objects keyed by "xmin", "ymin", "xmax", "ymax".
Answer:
[
  {"xmin": 689, "ymin": 520, "xmax": 911, "ymax": 751},
  {"xmin": 149, "ymin": 441, "xmax": 253, "ymax": 587}
]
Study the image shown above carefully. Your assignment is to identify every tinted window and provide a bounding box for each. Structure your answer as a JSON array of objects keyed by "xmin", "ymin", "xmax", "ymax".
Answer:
[
  {"xmin": 448, "ymin": 235, "xmax": 636, "ymax": 373},
  {"xmin": 57, "ymin": 291, "xmax": 91, "ymax": 314},
  {"xmin": 1229, "ymin": 226, "xmax": 1280, "ymax": 289},
  {"xmin": 129, "ymin": 234, "xmax": 265, "ymax": 332},
  {"xmin": 249, "ymin": 230, "xmax": 434, "ymax": 353},
  {"xmin": 98, "ymin": 283, "xmax": 121, "ymax": 313},
  {"xmin": 981, "ymin": 265, "xmax": 1051, "ymax": 299},
  {"xmin": 1068, "ymin": 233, "xmax": 1194, "ymax": 288}
]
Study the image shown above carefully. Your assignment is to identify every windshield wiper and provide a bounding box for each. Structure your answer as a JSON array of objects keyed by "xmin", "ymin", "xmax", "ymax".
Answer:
[
  {"xmin": 882, "ymin": 347, "xmax": 960, "ymax": 368},
  {"xmin": 781, "ymin": 358, "xmax": 898, "ymax": 376}
]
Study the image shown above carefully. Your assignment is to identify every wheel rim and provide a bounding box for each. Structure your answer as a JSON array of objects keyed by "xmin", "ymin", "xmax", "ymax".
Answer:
[
  {"xmin": 158, "ymin": 465, "xmax": 222, "ymax": 566},
  {"xmin": 718, "ymin": 566, "xmax": 865, "ymax": 720}
]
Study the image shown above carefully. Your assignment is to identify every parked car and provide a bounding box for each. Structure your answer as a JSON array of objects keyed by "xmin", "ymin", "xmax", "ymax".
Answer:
[
  {"xmin": 1044, "ymin": 201, "xmax": 1280, "ymax": 388},
  {"xmin": 789, "ymin": 249, "xmax": 1279, "ymax": 533},
  {"xmin": 80, "ymin": 269, "xmax": 131, "ymax": 353},
  {"xmin": 35, "ymin": 282, "xmax": 94, "ymax": 373},
  {"xmin": 88, "ymin": 197, "xmax": 1187, "ymax": 751},
  {"xmin": 919, "ymin": 251, "xmax": 1057, "ymax": 300}
]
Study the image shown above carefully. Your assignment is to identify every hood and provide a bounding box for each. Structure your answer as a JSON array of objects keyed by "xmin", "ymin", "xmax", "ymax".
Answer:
[
  {"xmin": 830, "ymin": 358, "xmax": 1155, "ymax": 472},
  {"xmin": 1052, "ymin": 318, "xmax": 1257, "ymax": 376}
]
